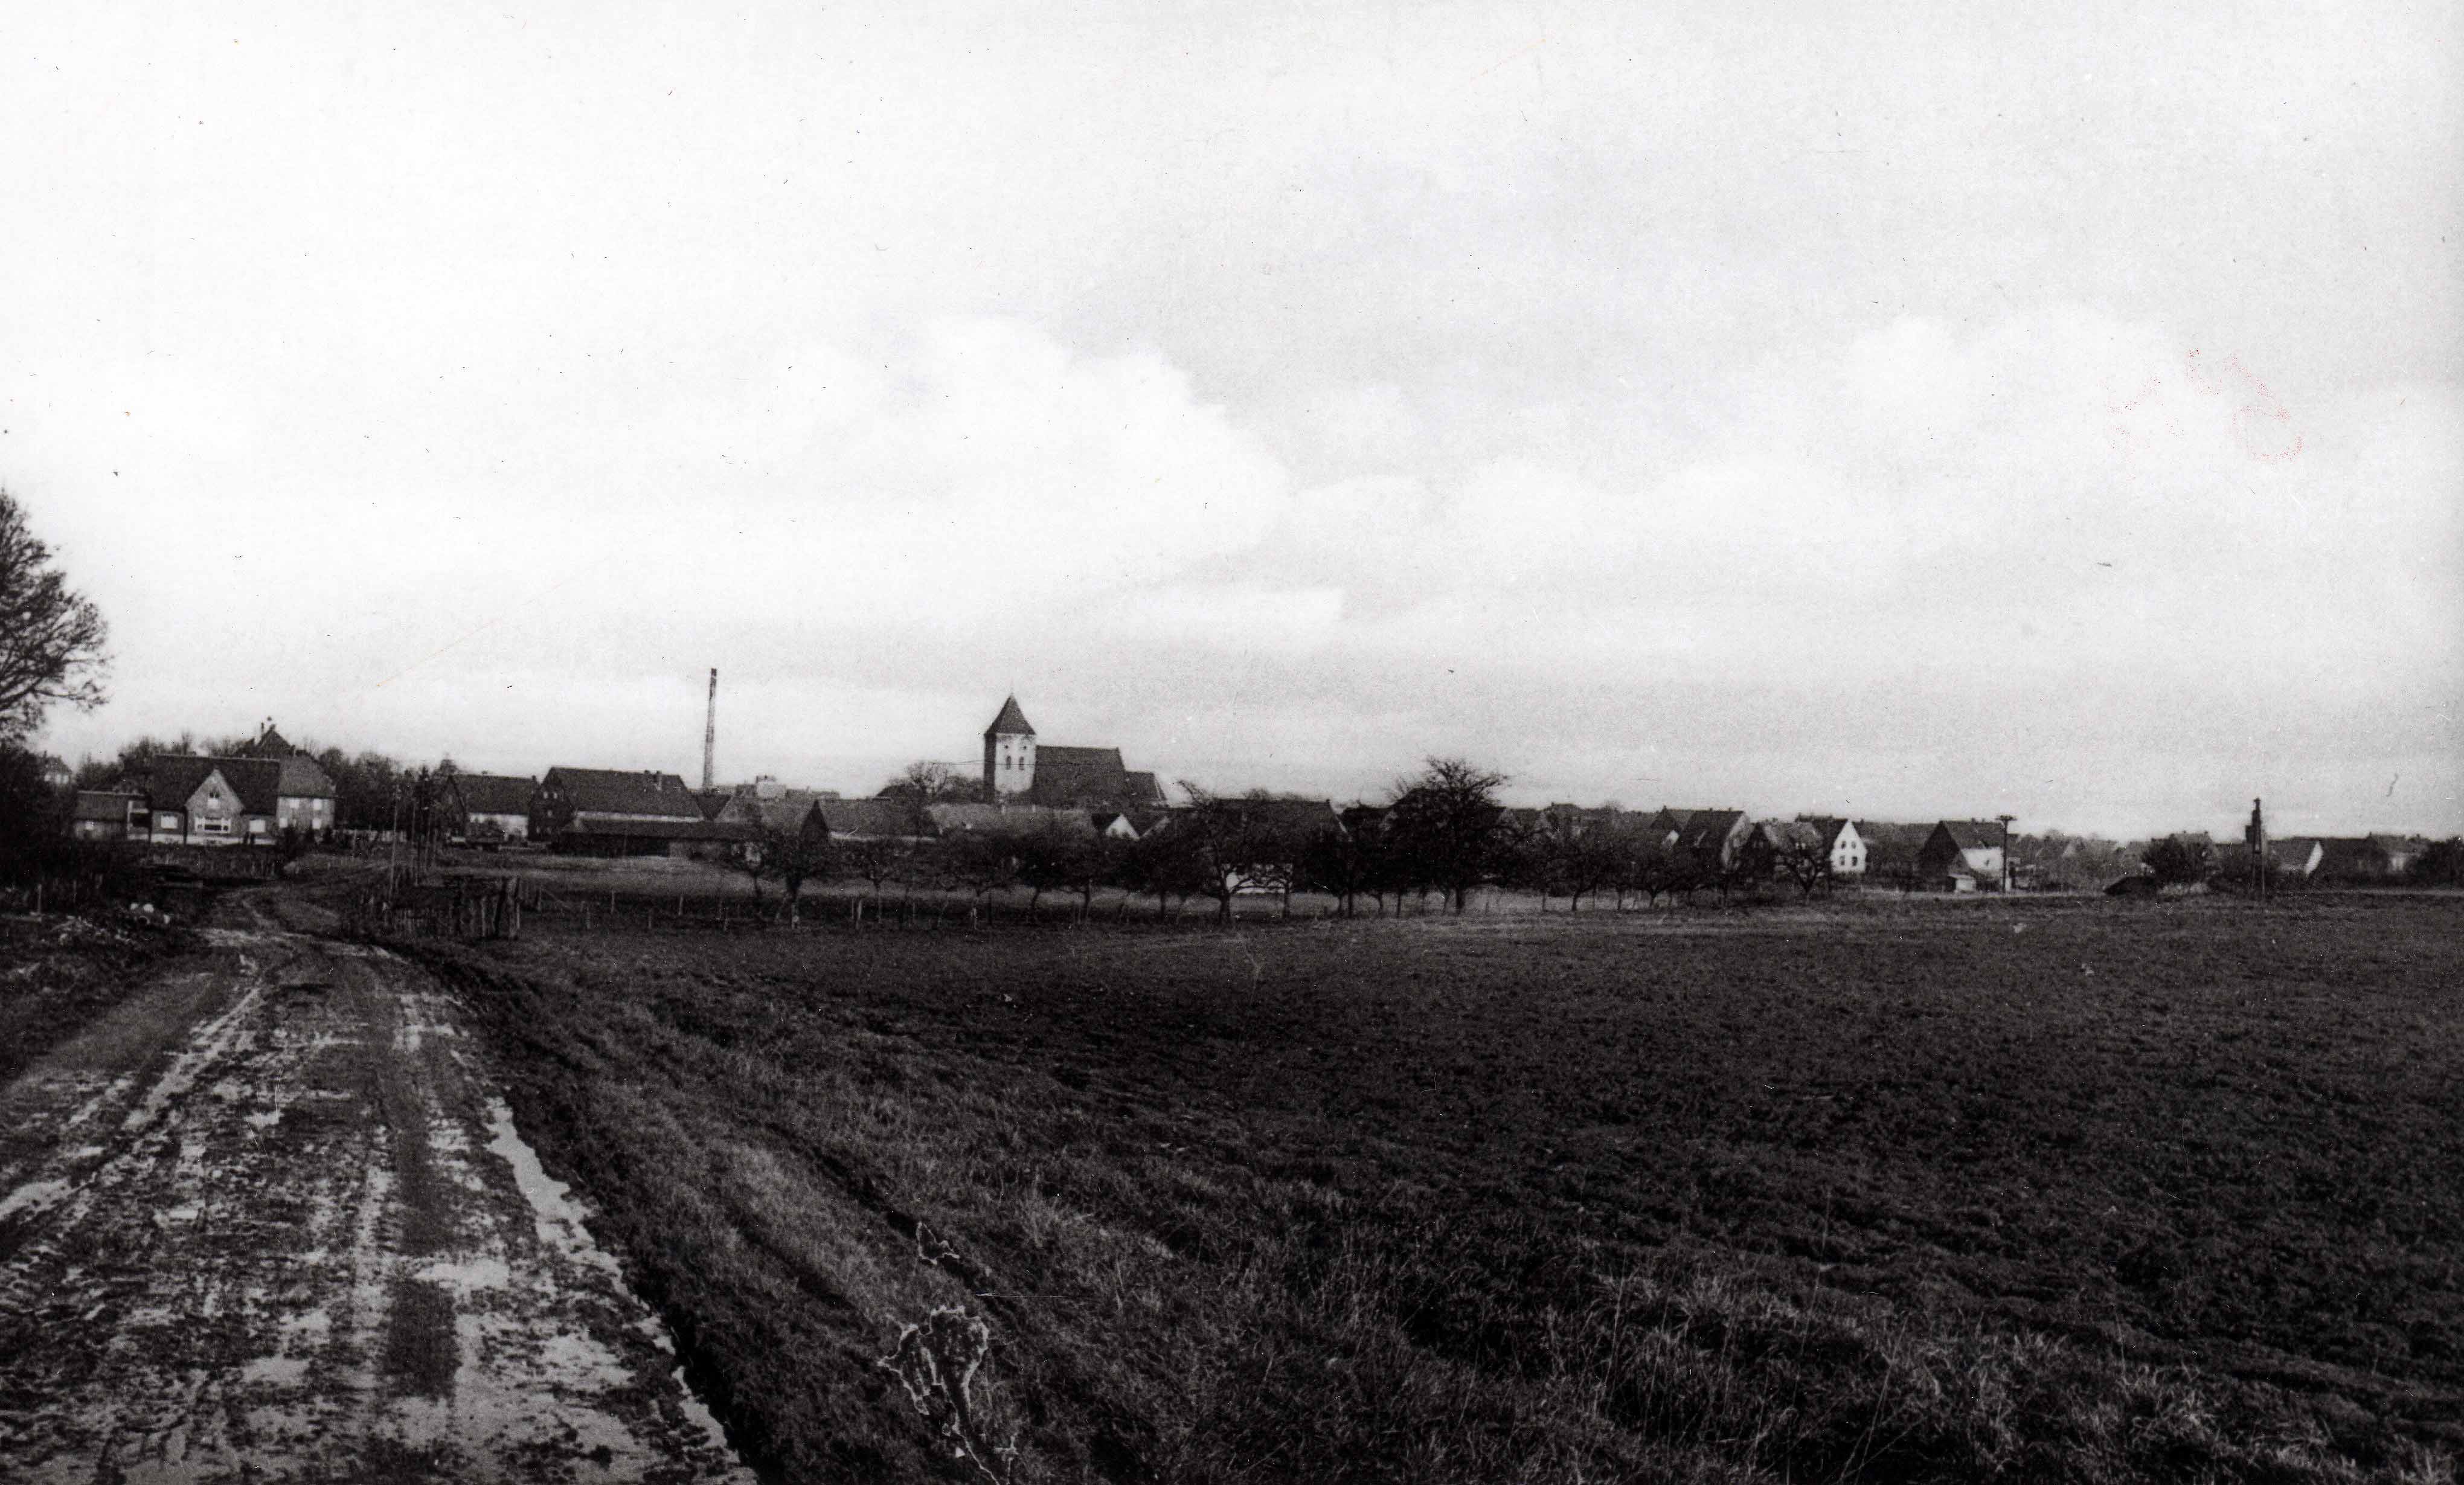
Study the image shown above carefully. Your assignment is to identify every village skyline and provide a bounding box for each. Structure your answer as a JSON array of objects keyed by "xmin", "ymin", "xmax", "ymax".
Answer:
[
  {"xmin": 32, "ymin": 682, "xmax": 2446, "ymax": 847},
  {"xmin": 7, "ymin": 2, "xmax": 2457, "ymax": 842}
]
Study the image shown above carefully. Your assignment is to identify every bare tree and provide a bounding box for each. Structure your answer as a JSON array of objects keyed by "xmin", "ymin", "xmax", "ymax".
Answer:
[
  {"xmin": 0, "ymin": 491, "xmax": 109, "ymax": 743},
  {"xmin": 763, "ymin": 821, "xmax": 835, "ymax": 922},
  {"xmin": 841, "ymin": 836, "xmax": 909, "ymax": 914},
  {"xmin": 880, "ymin": 760, "xmax": 986, "ymax": 835},
  {"xmin": 1385, "ymin": 758, "xmax": 1509, "ymax": 914},
  {"xmin": 1173, "ymin": 786, "xmax": 1285, "ymax": 924}
]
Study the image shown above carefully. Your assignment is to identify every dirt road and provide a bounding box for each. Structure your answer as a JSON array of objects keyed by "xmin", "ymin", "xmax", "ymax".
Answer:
[{"xmin": 0, "ymin": 900, "xmax": 754, "ymax": 1484}]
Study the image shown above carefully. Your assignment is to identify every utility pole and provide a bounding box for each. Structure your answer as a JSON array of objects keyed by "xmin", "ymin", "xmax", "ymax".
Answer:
[
  {"xmin": 701, "ymin": 668, "xmax": 718, "ymax": 793},
  {"xmin": 2247, "ymin": 797, "xmax": 2267, "ymax": 905},
  {"xmin": 1997, "ymin": 813, "xmax": 2016, "ymax": 893}
]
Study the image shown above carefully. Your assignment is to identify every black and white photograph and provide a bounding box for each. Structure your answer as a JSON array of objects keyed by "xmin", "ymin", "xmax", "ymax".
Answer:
[{"xmin": 1, "ymin": 2, "xmax": 2458, "ymax": 1480}]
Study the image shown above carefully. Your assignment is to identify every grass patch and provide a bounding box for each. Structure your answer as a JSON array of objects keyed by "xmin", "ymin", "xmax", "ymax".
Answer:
[{"xmin": 418, "ymin": 894, "xmax": 2464, "ymax": 1482}]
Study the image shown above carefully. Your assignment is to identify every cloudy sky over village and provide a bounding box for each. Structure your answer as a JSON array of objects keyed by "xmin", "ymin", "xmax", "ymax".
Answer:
[{"xmin": 4, "ymin": 1, "xmax": 2457, "ymax": 835}]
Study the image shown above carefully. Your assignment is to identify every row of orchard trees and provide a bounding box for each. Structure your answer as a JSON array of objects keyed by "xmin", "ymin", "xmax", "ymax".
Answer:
[{"xmin": 780, "ymin": 759, "xmax": 1859, "ymax": 925}]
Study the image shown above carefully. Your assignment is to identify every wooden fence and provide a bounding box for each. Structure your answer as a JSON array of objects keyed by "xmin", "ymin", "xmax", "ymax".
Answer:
[{"xmin": 347, "ymin": 875, "xmax": 531, "ymax": 941}]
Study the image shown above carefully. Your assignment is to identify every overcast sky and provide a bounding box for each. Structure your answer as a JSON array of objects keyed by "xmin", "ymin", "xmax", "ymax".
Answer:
[{"xmin": 5, "ymin": 1, "xmax": 2457, "ymax": 836}]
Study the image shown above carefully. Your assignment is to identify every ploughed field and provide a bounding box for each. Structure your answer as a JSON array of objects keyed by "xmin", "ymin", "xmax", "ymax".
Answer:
[{"xmin": 426, "ymin": 894, "xmax": 2464, "ymax": 1483}]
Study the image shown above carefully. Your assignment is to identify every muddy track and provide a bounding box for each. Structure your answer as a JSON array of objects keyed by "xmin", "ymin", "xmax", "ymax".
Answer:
[{"xmin": 0, "ymin": 895, "xmax": 754, "ymax": 1484}]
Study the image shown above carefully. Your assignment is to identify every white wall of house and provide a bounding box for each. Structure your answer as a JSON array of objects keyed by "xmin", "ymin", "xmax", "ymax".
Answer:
[{"xmin": 276, "ymin": 795, "xmax": 335, "ymax": 832}]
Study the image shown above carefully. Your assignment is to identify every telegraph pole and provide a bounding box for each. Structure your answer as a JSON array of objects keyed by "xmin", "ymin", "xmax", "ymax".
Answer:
[{"xmin": 1997, "ymin": 813, "xmax": 2015, "ymax": 893}]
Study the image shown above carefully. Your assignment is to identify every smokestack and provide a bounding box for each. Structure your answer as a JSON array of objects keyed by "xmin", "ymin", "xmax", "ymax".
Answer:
[{"xmin": 702, "ymin": 668, "xmax": 718, "ymax": 792}]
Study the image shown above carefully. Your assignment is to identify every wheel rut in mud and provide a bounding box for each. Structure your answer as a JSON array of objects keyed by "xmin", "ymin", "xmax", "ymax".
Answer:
[{"xmin": 0, "ymin": 914, "xmax": 754, "ymax": 1484}]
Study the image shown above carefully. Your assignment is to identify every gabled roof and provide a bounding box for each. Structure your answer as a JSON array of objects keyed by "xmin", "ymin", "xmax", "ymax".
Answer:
[
  {"xmin": 1025, "ymin": 746, "xmax": 1146, "ymax": 807},
  {"xmin": 1677, "ymin": 809, "xmax": 1745, "ymax": 852},
  {"xmin": 1855, "ymin": 821, "xmax": 1930, "ymax": 849},
  {"xmin": 272, "ymin": 754, "xmax": 338, "ymax": 800},
  {"xmin": 541, "ymin": 767, "xmax": 707, "ymax": 821},
  {"xmin": 242, "ymin": 725, "xmax": 301, "ymax": 759},
  {"xmin": 928, "ymin": 802, "xmax": 1096, "ymax": 835},
  {"xmin": 1645, "ymin": 808, "xmax": 1696, "ymax": 838},
  {"xmin": 2269, "ymin": 838, "xmax": 2323, "ymax": 870},
  {"xmin": 454, "ymin": 774, "xmax": 536, "ymax": 816},
  {"xmin": 1119, "ymin": 771, "xmax": 1165, "ymax": 806},
  {"xmin": 745, "ymin": 798, "xmax": 823, "ymax": 835},
  {"xmin": 146, "ymin": 757, "xmax": 285, "ymax": 816},
  {"xmin": 817, "ymin": 798, "xmax": 924, "ymax": 840},
  {"xmin": 693, "ymin": 789, "xmax": 736, "ymax": 820},
  {"xmin": 1801, "ymin": 817, "xmax": 1853, "ymax": 849},
  {"xmin": 557, "ymin": 816, "xmax": 760, "ymax": 843},
  {"xmin": 1935, "ymin": 820, "xmax": 2008, "ymax": 850},
  {"xmin": 73, "ymin": 791, "xmax": 142, "ymax": 823},
  {"xmin": 1760, "ymin": 819, "xmax": 1827, "ymax": 850},
  {"xmin": 984, "ymin": 695, "xmax": 1036, "ymax": 737}
]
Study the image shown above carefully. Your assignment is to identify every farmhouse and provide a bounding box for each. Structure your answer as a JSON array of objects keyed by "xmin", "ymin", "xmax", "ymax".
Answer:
[
  {"xmin": 533, "ymin": 766, "xmax": 758, "ymax": 858},
  {"xmin": 138, "ymin": 757, "xmax": 286, "ymax": 847},
  {"xmin": 441, "ymin": 773, "xmax": 536, "ymax": 844},
  {"xmin": 2314, "ymin": 836, "xmax": 2424, "ymax": 882},
  {"xmin": 1641, "ymin": 808, "xmax": 1701, "ymax": 850},
  {"xmin": 239, "ymin": 725, "xmax": 339, "ymax": 836},
  {"xmin": 817, "ymin": 797, "xmax": 931, "ymax": 842},
  {"xmin": 71, "ymin": 791, "xmax": 149, "ymax": 842},
  {"xmin": 1676, "ymin": 809, "xmax": 1753, "ymax": 870},
  {"xmin": 928, "ymin": 802, "xmax": 1100, "ymax": 837},
  {"xmin": 1917, "ymin": 820, "xmax": 2009, "ymax": 891},
  {"xmin": 2270, "ymin": 838, "xmax": 2324, "ymax": 877},
  {"xmin": 981, "ymin": 697, "xmax": 1167, "ymax": 810},
  {"xmin": 1798, "ymin": 817, "xmax": 1867, "ymax": 875}
]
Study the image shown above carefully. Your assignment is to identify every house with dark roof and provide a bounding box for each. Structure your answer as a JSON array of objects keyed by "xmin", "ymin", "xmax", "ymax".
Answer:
[
  {"xmin": 441, "ymin": 774, "xmax": 537, "ymax": 845},
  {"xmin": 1917, "ymin": 820, "xmax": 2010, "ymax": 891},
  {"xmin": 139, "ymin": 757, "xmax": 287, "ymax": 847},
  {"xmin": 928, "ymin": 802, "xmax": 1099, "ymax": 838},
  {"xmin": 1796, "ymin": 817, "xmax": 1867, "ymax": 876},
  {"xmin": 2269, "ymin": 837, "xmax": 2324, "ymax": 877},
  {"xmin": 817, "ymin": 797, "xmax": 932, "ymax": 842},
  {"xmin": 239, "ymin": 723, "xmax": 339, "ymax": 835},
  {"xmin": 1641, "ymin": 808, "xmax": 1698, "ymax": 850},
  {"xmin": 71, "ymin": 791, "xmax": 149, "ymax": 842},
  {"xmin": 980, "ymin": 696, "xmax": 1169, "ymax": 810},
  {"xmin": 1676, "ymin": 809, "xmax": 1753, "ymax": 870},
  {"xmin": 534, "ymin": 766, "xmax": 758, "ymax": 857},
  {"xmin": 2314, "ymin": 836, "xmax": 2427, "ymax": 882}
]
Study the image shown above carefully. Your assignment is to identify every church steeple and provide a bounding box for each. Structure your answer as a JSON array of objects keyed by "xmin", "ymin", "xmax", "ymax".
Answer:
[
  {"xmin": 983, "ymin": 696, "xmax": 1038, "ymax": 796},
  {"xmin": 984, "ymin": 695, "xmax": 1035, "ymax": 739}
]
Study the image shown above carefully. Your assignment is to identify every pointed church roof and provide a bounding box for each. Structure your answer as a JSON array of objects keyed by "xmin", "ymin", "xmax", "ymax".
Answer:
[{"xmin": 984, "ymin": 695, "xmax": 1036, "ymax": 737}]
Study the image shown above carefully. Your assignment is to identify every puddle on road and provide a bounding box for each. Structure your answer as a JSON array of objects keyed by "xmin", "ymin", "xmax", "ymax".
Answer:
[{"xmin": 483, "ymin": 1096, "xmax": 746, "ymax": 1469}]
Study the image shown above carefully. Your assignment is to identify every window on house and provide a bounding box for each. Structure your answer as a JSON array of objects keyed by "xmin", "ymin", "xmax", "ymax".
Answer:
[{"xmin": 199, "ymin": 819, "xmax": 231, "ymax": 835}]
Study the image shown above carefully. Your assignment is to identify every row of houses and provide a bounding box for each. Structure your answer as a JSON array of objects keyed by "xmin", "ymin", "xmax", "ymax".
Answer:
[
  {"xmin": 2231, "ymin": 833, "xmax": 2427, "ymax": 882},
  {"xmin": 1480, "ymin": 806, "xmax": 2012, "ymax": 890},
  {"xmin": 62, "ymin": 705, "xmax": 2433, "ymax": 891}
]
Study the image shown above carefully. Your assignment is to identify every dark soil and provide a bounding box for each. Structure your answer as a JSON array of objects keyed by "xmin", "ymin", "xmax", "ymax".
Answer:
[
  {"xmin": 433, "ymin": 893, "xmax": 2464, "ymax": 1483},
  {"xmin": 0, "ymin": 911, "xmax": 194, "ymax": 1086}
]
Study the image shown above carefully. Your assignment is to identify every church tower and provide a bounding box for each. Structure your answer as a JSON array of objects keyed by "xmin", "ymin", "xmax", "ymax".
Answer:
[{"xmin": 983, "ymin": 696, "xmax": 1037, "ymax": 797}]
